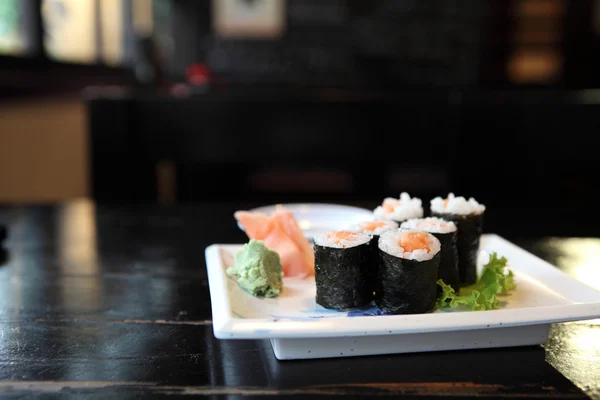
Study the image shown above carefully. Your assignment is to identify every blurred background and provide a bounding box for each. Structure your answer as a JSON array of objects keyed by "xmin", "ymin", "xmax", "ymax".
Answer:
[{"xmin": 1, "ymin": 0, "xmax": 600, "ymax": 236}]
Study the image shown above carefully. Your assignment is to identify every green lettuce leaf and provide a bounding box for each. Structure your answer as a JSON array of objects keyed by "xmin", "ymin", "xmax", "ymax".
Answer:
[{"xmin": 436, "ymin": 252, "xmax": 516, "ymax": 311}]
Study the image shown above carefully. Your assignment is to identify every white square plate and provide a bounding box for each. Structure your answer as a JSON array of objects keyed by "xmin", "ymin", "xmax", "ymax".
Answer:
[{"xmin": 205, "ymin": 234, "xmax": 600, "ymax": 360}]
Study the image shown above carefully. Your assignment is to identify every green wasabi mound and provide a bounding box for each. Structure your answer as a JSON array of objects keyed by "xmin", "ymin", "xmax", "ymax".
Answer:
[
  {"xmin": 227, "ymin": 240, "xmax": 284, "ymax": 298},
  {"xmin": 436, "ymin": 252, "xmax": 516, "ymax": 311}
]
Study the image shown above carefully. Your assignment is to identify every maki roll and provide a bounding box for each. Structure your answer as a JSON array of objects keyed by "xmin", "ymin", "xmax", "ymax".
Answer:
[
  {"xmin": 430, "ymin": 193, "xmax": 486, "ymax": 286},
  {"xmin": 314, "ymin": 231, "xmax": 374, "ymax": 310},
  {"xmin": 400, "ymin": 217, "xmax": 459, "ymax": 293},
  {"xmin": 376, "ymin": 229, "xmax": 441, "ymax": 314},
  {"xmin": 373, "ymin": 192, "xmax": 423, "ymax": 224}
]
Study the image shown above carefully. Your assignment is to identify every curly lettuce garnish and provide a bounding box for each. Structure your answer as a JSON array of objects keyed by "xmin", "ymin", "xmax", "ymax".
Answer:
[{"xmin": 436, "ymin": 252, "xmax": 516, "ymax": 311}]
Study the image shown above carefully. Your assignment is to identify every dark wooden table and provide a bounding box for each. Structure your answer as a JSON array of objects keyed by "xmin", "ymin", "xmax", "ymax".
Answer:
[{"xmin": 0, "ymin": 200, "xmax": 598, "ymax": 398}]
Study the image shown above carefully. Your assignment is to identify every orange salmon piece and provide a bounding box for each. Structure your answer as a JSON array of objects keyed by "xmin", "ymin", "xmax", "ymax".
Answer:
[
  {"xmin": 383, "ymin": 199, "xmax": 401, "ymax": 213},
  {"xmin": 361, "ymin": 221, "xmax": 387, "ymax": 232},
  {"xmin": 327, "ymin": 230, "xmax": 361, "ymax": 247},
  {"xmin": 398, "ymin": 231, "xmax": 431, "ymax": 253}
]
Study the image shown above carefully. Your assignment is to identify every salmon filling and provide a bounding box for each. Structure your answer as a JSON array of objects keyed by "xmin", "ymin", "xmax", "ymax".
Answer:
[
  {"xmin": 430, "ymin": 193, "xmax": 486, "ymax": 215},
  {"xmin": 373, "ymin": 193, "xmax": 424, "ymax": 222},
  {"xmin": 382, "ymin": 199, "xmax": 402, "ymax": 213},
  {"xmin": 400, "ymin": 217, "xmax": 457, "ymax": 234},
  {"xmin": 327, "ymin": 231, "xmax": 361, "ymax": 247},
  {"xmin": 379, "ymin": 228, "xmax": 441, "ymax": 261},
  {"xmin": 360, "ymin": 221, "xmax": 389, "ymax": 232},
  {"xmin": 398, "ymin": 231, "xmax": 432, "ymax": 253}
]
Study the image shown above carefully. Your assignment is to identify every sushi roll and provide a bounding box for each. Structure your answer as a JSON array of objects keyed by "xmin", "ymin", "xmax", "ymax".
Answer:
[
  {"xmin": 314, "ymin": 231, "xmax": 374, "ymax": 310},
  {"xmin": 376, "ymin": 228, "xmax": 441, "ymax": 314},
  {"xmin": 373, "ymin": 192, "xmax": 423, "ymax": 224},
  {"xmin": 430, "ymin": 193, "xmax": 486, "ymax": 286},
  {"xmin": 400, "ymin": 217, "xmax": 459, "ymax": 293}
]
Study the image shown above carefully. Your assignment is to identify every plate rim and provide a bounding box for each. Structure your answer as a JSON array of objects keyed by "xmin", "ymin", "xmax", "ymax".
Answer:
[{"xmin": 205, "ymin": 234, "xmax": 600, "ymax": 340}]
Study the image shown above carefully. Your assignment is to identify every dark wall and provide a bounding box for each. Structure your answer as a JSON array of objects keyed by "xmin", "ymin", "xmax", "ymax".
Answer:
[
  {"xmin": 83, "ymin": 0, "xmax": 600, "ymax": 237},
  {"xmin": 163, "ymin": 0, "xmax": 600, "ymax": 90},
  {"xmin": 167, "ymin": 0, "xmax": 487, "ymax": 87},
  {"xmin": 86, "ymin": 89, "xmax": 600, "ymax": 237}
]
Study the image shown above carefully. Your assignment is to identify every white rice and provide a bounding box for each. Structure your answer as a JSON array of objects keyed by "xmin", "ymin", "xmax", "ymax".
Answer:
[
  {"xmin": 400, "ymin": 217, "xmax": 457, "ymax": 234},
  {"xmin": 348, "ymin": 219, "xmax": 398, "ymax": 236},
  {"xmin": 378, "ymin": 228, "xmax": 441, "ymax": 261},
  {"xmin": 373, "ymin": 192, "xmax": 424, "ymax": 222},
  {"xmin": 314, "ymin": 231, "xmax": 372, "ymax": 249},
  {"xmin": 430, "ymin": 193, "xmax": 486, "ymax": 215}
]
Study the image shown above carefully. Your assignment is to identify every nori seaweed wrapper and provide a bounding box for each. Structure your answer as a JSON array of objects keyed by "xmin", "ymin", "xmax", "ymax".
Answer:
[
  {"xmin": 314, "ymin": 241, "xmax": 374, "ymax": 310},
  {"xmin": 431, "ymin": 231, "xmax": 459, "ymax": 293},
  {"xmin": 368, "ymin": 234, "xmax": 381, "ymax": 260},
  {"xmin": 431, "ymin": 212, "xmax": 484, "ymax": 285},
  {"xmin": 375, "ymin": 250, "xmax": 440, "ymax": 314},
  {"xmin": 367, "ymin": 235, "xmax": 381, "ymax": 295},
  {"xmin": 359, "ymin": 232, "xmax": 388, "ymax": 297}
]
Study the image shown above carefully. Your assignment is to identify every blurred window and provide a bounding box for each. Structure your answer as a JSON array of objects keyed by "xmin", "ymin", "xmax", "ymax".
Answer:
[
  {"xmin": 212, "ymin": 0, "xmax": 286, "ymax": 39},
  {"xmin": 41, "ymin": 0, "xmax": 134, "ymax": 66},
  {"xmin": 133, "ymin": 0, "xmax": 153, "ymax": 37},
  {"xmin": 42, "ymin": 0, "xmax": 98, "ymax": 64},
  {"xmin": 0, "ymin": 0, "xmax": 37, "ymax": 57},
  {"xmin": 99, "ymin": 0, "xmax": 125, "ymax": 66}
]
